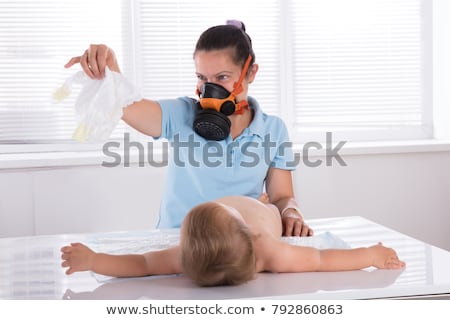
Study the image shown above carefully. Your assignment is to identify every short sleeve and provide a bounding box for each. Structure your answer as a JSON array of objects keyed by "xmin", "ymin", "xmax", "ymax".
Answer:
[{"xmin": 158, "ymin": 97, "xmax": 196, "ymax": 140}]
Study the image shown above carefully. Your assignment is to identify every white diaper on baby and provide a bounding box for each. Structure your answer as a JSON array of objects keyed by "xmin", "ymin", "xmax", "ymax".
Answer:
[
  {"xmin": 282, "ymin": 231, "xmax": 351, "ymax": 249},
  {"xmin": 53, "ymin": 68, "xmax": 142, "ymax": 142}
]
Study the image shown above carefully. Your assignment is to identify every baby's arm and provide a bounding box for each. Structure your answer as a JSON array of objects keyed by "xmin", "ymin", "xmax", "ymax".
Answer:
[
  {"xmin": 61, "ymin": 243, "xmax": 181, "ymax": 277},
  {"xmin": 314, "ymin": 243, "xmax": 405, "ymax": 271},
  {"xmin": 264, "ymin": 240, "xmax": 405, "ymax": 273}
]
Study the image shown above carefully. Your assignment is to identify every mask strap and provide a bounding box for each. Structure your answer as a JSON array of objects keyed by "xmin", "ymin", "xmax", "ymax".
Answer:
[
  {"xmin": 230, "ymin": 55, "xmax": 252, "ymax": 114},
  {"xmin": 232, "ymin": 55, "xmax": 252, "ymax": 96}
]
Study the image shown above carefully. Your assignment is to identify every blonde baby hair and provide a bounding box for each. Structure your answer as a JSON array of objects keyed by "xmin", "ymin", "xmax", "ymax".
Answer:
[{"xmin": 180, "ymin": 201, "xmax": 256, "ymax": 286}]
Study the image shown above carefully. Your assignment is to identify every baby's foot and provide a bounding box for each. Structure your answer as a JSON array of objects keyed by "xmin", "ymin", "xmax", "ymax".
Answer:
[{"xmin": 258, "ymin": 193, "xmax": 270, "ymax": 204}]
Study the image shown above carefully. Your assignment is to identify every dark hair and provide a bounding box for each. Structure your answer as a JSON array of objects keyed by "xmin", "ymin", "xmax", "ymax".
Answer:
[{"xmin": 194, "ymin": 21, "xmax": 255, "ymax": 69}]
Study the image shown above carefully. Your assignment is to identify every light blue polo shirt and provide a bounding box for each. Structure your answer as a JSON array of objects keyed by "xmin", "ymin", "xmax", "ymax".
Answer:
[{"xmin": 155, "ymin": 96, "xmax": 296, "ymax": 228}]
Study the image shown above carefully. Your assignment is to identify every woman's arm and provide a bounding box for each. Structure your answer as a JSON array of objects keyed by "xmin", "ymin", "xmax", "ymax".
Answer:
[
  {"xmin": 264, "ymin": 240, "xmax": 405, "ymax": 273},
  {"xmin": 265, "ymin": 168, "xmax": 313, "ymax": 237},
  {"xmin": 121, "ymin": 99, "xmax": 163, "ymax": 137},
  {"xmin": 61, "ymin": 243, "xmax": 181, "ymax": 277}
]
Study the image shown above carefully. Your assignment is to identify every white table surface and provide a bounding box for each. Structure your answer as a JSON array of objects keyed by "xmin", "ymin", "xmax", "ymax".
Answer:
[{"xmin": 1, "ymin": 216, "xmax": 449, "ymax": 300}]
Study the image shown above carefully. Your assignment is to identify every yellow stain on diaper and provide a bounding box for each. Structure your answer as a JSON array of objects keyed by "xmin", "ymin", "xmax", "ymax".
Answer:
[
  {"xmin": 72, "ymin": 124, "xmax": 89, "ymax": 142},
  {"xmin": 52, "ymin": 85, "xmax": 71, "ymax": 102}
]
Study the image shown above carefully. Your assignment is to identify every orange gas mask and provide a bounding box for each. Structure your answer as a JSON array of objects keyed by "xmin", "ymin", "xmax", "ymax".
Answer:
[{"xmin": 193, "ymin": 55, "xmax": 252, "ymax": 140}]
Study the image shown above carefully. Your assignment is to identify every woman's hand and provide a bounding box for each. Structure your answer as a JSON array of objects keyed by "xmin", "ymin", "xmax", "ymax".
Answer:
[
  {"xmin": 282, "ymin": 209, "xmax": 313, "ymax": 237},
  {"xmin": 64, "ymin": 44, "xmax": 120, "ymax": 79},
  {"xmin": 61, "ymin": 242, "xmax": 96, "ymax": 275}
]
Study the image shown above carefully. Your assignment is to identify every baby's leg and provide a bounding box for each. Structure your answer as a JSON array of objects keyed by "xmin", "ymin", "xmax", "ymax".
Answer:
[{"xmin": 258, "ymin": 193, "xmax": 270, "ymax": 204}]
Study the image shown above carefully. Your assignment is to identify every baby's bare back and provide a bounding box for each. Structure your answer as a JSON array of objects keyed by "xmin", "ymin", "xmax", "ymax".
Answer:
[{"xmin": 215, "ymin": 196, "xmax": 282, "ymax": 237}]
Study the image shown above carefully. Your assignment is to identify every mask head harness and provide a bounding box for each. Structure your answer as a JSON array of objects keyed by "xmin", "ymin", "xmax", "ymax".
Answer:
[{"xmin": 193, "ymin": 55, "xmax": 252, "ymax": 141}]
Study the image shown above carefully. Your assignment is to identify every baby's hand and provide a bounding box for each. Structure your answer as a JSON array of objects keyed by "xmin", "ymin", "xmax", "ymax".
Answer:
[
  {"xmin": 370, "ymin": 243, "xmax": 405, "ymax": 269},
  {"xmin": 61, "ymin": 243, "xmax": 96, "ymax": 275}
]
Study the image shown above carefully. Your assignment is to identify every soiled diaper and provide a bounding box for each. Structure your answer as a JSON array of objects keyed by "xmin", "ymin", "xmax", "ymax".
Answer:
[{"xmin": 53, "ymin": 68, "xmax": 142, "ymax": 142}]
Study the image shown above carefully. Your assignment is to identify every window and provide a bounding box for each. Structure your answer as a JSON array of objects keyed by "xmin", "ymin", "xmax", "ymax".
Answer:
[
  {"xmin": 0, "ymin": 0, "xmax": 434, "ymax": 150},
  {"xmin": 289, "ymin": 0, "xmax": 433, "ymax": 142},
  {"xmin": 0, "ymin": 0, "xmax": 127, "ymax": 145}
]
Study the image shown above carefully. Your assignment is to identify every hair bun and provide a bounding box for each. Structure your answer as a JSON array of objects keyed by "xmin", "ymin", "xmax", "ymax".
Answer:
[{"xmin": 226, "ymin": 19, "xmax": 246, "ymax": 32}]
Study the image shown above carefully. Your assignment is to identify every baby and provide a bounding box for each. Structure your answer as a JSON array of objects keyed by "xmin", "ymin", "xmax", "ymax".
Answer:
[{"xmin": 61, "ymin": 195, "xmax": 405, "ymax": 286}]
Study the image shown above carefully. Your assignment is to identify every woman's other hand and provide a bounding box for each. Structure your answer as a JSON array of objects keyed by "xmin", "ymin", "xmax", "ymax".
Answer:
[{"xmin": 282, "ymin": 209, "xmax": 313, "ymax": 237}]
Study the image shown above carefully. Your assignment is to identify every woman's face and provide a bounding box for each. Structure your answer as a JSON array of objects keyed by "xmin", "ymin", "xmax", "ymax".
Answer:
[{"xmin": 194, "ymin": 49, "xmax": 255, "ymax": 101}]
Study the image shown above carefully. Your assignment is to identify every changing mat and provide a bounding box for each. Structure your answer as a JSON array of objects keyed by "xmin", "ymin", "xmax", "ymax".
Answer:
[{"xmin": 87, "ymin": 230, "xmax": 351, "ymax": 282}]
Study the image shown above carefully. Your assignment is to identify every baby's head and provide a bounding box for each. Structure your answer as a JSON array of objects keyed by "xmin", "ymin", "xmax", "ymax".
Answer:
[{"xmin": 180, "ymin": 201, "xmax": 256, "ymax": 286}]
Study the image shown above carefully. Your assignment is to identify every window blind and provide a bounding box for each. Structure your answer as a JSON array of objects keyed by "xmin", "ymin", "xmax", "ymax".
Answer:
[
  {"xmin": 290, "ymin": 0, "xmax": 432, "ymax": 142},
  {"xmin": 0, "ymin": 0, "xmax": 127, "ymax": 143},
  {"xmin": 0, "ymin": 0, "xmax": 433, "ymax": 147}
]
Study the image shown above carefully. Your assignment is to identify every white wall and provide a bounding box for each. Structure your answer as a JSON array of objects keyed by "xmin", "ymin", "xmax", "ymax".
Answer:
[
  {"xmin": 0, "ymin": 166, "xmax": 165, "ymax": 236},
  {"xmin": 1, "ymin": 150, "xmax": 449, "ymax": 251},
  {"xmin": 294, "ymin": 150, "xmax": 450, "ymax": 251}
]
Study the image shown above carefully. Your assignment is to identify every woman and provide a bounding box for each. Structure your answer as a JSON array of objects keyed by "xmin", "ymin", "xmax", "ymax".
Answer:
[{"xmin": 65, "ymin": 20, "xmax": 312, "ymax": 236}]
